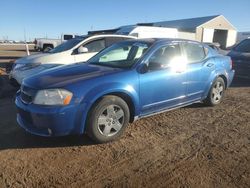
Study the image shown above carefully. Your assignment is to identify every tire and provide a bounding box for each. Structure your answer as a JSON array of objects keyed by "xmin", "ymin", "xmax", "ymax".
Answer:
[
  {"xmin": 42, "ymin": 44, "xmax": 53, "ymax": 52},
  {"xmin": 204, "ymin": 77, "xmax": 225, "ymax": 106},
  {"xmin": 86, "ymin": 95, "xmax": 130, "ymax": 143}
]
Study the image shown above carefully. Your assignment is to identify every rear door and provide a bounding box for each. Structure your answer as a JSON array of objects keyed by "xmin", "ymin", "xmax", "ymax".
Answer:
[{"xmin": 182, "ymin": 42, "xmax": 215, "ymax": 101}]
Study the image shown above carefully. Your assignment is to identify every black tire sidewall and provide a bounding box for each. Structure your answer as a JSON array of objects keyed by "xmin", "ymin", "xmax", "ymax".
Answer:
[{"xmin": 86, "ymin": 95, "xmax": 130, "ymax": 143}]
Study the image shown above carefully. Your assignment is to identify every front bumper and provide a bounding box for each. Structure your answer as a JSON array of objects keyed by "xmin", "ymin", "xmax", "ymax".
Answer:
[{"xmin": 16, "ymin": 93, "xmax": 86, "ymax": 137}]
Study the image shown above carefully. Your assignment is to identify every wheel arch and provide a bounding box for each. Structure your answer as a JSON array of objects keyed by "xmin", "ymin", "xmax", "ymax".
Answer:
[
  {"xmin": 202, "ymin": 70, "xmax": 228, "ymax": 100},
  {"xmin": 87, "ymin": 92, "xmax": 136, "ymax": 124},
  {"xmin": 43, "ymin": 43, "xmax": 54, "ymax": 50},
  {"xmin": 218, "ymin": 74, "xmax": 228, "ymax": 89},
  {"xmin": 78, "ymin": 86, "xmax": 139, "ymax": 134}
]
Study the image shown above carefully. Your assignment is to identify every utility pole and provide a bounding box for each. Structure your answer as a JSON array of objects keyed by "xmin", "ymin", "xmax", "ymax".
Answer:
[{"xmin": 24, "ymin": 28, "xmax": 30, "ymax": 56}]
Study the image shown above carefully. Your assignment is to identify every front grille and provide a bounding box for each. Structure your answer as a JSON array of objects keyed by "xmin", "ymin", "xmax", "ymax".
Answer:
[{"xmin": 20, "ymin": 85, "xmax": 37, "ymax": 104}]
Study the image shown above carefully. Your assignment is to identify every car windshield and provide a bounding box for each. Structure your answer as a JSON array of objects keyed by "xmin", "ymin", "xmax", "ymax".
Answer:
[
  {"xmin": 48, "ymin": 37, "xmax": 86, "ymax": 53},
  {"xmin": 234, "ymin": 39, "xmax": 250, "ymax": 53},
  {"xmin": 87, "ymin": 41, "xmax": 150, "ymax": 68}
]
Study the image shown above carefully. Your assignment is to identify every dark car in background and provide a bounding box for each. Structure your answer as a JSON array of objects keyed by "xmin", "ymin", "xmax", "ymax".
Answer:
[{"xmin": 228, "ymin": 39, "xmax": 250, "ymax": 79}]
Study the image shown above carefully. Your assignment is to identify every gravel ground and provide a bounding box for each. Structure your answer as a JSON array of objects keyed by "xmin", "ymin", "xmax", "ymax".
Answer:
[{"xmin": 0, "ymin": 45, "xmax": 249, "ymax": 188}]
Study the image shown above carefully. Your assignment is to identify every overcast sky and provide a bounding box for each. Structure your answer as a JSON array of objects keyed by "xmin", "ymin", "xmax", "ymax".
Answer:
[{"xmin": 1, "ymin": 0, "xmax": 250, "ymax": 41}]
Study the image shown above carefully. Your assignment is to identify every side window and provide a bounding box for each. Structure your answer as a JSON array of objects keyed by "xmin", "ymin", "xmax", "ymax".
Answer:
[
  {"xmin": 148, "ymin": 44, "xmax": 181, "ymax": 68},
  {"xmin": 83, "ymin": 39, "xmax": 105, "ymax": 53},
  {"xmin": 182, "ymin": 43, "xmax": 206, "ymax": 63},
  {"xmin": 105, "ymin": 37, "xmax": 130, "ymax": 47}
]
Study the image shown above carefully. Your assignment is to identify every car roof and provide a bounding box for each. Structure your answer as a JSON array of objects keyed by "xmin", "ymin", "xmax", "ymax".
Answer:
[
  {"xmin": 123, "ymin": 38, "xmax": 202, "ymax": 45},
  {"xmin": 76, "ymin": 34, "xmax": 136, "ymax": 39}
]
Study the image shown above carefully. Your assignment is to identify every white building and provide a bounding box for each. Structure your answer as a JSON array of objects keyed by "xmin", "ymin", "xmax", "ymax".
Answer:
[
  {"xmin": 141, "ymin": 15, "xmax": 237, "ymax": 48},
  {"xmin": 89, "ymin": 15, "xmax": 237, "ymax": 48}
]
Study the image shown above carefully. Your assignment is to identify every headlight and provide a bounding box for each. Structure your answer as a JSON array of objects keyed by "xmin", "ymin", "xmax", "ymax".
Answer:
[
  {"xmin": 15, "ymin": 62, "xmax": 41, "ymax": 71},
  {"xmin": 33, "ymin": 89, "xmax": 73, "ymax": 106}
]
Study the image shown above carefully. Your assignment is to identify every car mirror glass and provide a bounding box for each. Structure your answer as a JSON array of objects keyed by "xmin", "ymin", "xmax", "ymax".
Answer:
[{"xmin": 78, "ymin": 46, "xmax": 88, "ymax": 54}]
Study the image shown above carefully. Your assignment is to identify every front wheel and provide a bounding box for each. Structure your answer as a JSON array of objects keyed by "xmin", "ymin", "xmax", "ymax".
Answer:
[
  {"xmin": 204, "ymin": 77, "xmax": 225, "ymax": 106},
  {"xmin": 86, "ymin": 95, "xmax": 130, "ymax": 143}
]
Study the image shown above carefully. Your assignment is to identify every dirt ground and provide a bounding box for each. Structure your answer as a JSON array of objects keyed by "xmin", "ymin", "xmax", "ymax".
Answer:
[{"xmin": 0, "ymin": 45, "xmax": 249, "ymax": 188}]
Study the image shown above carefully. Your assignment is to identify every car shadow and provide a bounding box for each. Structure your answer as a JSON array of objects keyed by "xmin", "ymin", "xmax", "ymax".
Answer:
[{"xmin": 0, "ymin": 129, "xmax": 96, "ymax": 151}]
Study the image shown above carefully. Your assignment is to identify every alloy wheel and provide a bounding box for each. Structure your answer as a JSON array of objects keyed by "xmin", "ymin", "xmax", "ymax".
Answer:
[
  {"xmin": 97, "ymin": 105, "xmax": 125, "ymax": 137},
  {"xmin": 212, "ymin": 81, "xmax": 224, "ymax": 103}
]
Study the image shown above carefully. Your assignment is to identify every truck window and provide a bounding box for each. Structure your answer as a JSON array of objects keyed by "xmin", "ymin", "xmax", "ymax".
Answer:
[
  {"xmin": 64, "ymin": 35, "xmax": 73, "ymax": 40},
  {"xmin": 105, "ymin": 37, "xmax": 131, "ymax": 47}
]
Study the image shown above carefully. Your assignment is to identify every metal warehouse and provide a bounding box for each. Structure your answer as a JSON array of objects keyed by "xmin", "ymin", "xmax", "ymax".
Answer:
[
  {"xmin": 141, "ymin": 15, "xmax": 237, "ymax": 48},
  {"xmin": 90, "ymin": 15, "xmax": 237, "ymax": 48}
]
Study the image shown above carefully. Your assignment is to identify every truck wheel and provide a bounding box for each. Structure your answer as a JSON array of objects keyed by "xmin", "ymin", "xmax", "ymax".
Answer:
[
  {"xmin": 42, "ymin": 44, "xmax": 53, "ymax": 52},
  {"xmin": 86, "ymin": 95, "xmax": 130, "ymax": 143},
  {"xmin": 204, "ymin": 77, "xmax": 225, "ymax": 106}
]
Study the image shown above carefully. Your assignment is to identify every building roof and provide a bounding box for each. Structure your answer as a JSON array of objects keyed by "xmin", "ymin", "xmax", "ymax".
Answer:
[
  {"xmin": 138, "ymin": 15, "xmax": 221, "ymax": 32},
  {"xmin": 88, "ymin": 15, "xmax": 236, "ymax": 35}
]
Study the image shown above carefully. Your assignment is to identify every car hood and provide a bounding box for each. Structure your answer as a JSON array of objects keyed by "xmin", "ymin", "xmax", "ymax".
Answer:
[
  {"xmin": 15, "ymin": 52, "xmax": 69, "ymax": 64},
  {"xmin": 23, "ymin": 63, "xmax": 123, "ymax": 88}
]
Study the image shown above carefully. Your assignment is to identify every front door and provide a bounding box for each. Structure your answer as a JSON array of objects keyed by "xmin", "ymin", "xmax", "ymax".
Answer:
[
  {"xmin": 139, "ymin": 43, "xmax": 187, "ymax": 116},
  {"xmin": 74, "ymin": 38, "xmax": 105, "ymax": 63}
]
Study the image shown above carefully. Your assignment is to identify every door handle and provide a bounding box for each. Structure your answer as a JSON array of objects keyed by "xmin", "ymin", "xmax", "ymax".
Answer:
[
  {"xmin": 175, "ymin": 69, "xmax": 185, "ymax": 73},
  {"xmin": 206, "ymin": 63, "xmax": 214, "ymax": 67}
]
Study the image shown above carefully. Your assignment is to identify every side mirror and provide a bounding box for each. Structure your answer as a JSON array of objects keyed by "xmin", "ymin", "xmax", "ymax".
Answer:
[
  {"xmin": 148, "ymin": 61, "xmax": 164, "ymax": 70},
  {"xmin": 78, "ymin": 46, "xmax": 88, "ymax": 54},
  {"xmin": 139, "ymin": 63, "xmax": 148, "ymax": 74}
]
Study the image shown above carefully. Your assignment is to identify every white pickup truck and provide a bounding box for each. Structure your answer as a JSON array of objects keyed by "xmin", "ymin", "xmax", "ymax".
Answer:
[{"xmin": 34, "ymin": 34, "xmax": 77, "ymax": 52}]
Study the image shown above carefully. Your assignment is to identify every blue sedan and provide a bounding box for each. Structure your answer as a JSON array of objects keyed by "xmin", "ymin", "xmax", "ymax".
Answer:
[{"xmin": 16, "ymin": 39, "xmax": 235, "ymax": 143}]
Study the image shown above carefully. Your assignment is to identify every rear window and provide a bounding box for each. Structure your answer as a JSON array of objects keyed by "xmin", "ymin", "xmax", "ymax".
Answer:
[
  {"xmin": 182, "ymin": 43, "xmax": 206, "ymax": 63},
  {"xmin": 234, "ymin": 39, "xmax": 250, "ymax": 53}
]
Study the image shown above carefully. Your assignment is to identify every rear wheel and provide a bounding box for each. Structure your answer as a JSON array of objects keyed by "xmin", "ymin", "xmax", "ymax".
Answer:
[
  {"xmin": 86, "ymin": 95, "xmax": 130, "ymax": 143},
  {"xmin": 204, "ymin": 77, "xmax": 225, "ymax": 106},
  {"xmin": 42, "ymin": 44, "xmax": 53, "ymax": 52}
]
